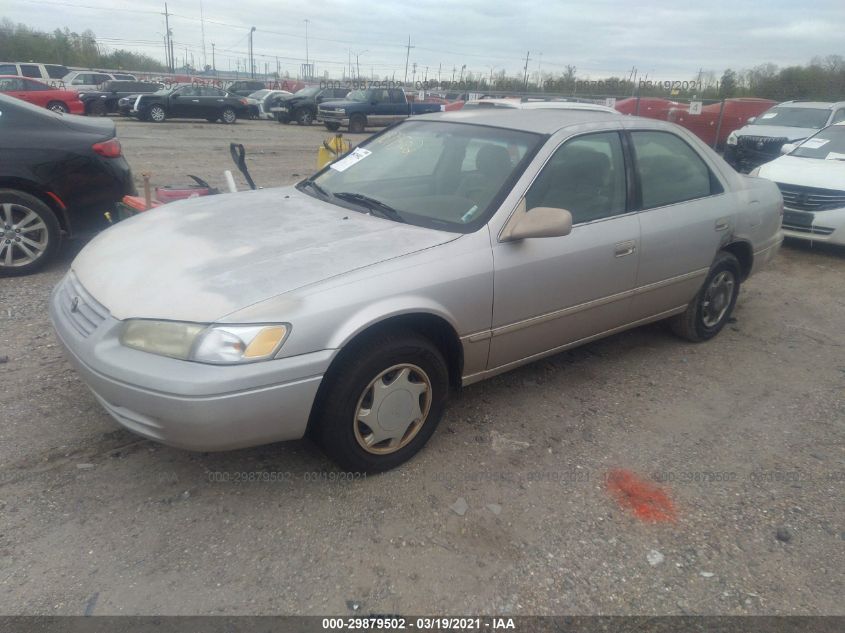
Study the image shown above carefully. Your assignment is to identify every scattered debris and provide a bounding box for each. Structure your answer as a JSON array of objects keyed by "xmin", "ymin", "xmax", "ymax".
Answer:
[
  {"xmin": 486, "ymin": 503, "xmax": 502, "ymax": 515},
  {"xmin": 776, "ymin": 526, "xmax": 793, "ymax": 543},
  {"xmin": 700, "ymin": 571, "xmax": 715, "ymax": 578},
  {"xmin": 491, "ymin": 430, "xmax": 530, "ymax": 453},
  {"xmin": 606, "ymin": 469, "xmax": 677, "ymax": 522},
  {"xmin": 346, "ymin": 600, "xmax": 360, "ymax": 611},
  {"xmin": 76, "ymin": 463, "xmax": 95, "ymax": 470},
  {"xmin": 0, "ymin": 355, "xmax": 9, "ymax": 364},
  {"xmin": 647, "ymin": 550, "xmax": 665, "ymax": 566},
  {"xmin": 450, "ymin": 497, "xmax": 469, "ymax": 516}
]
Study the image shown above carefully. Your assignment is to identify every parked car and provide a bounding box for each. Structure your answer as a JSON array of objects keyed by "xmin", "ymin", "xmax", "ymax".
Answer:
[
  {"xmin": 724, "ymin": 100, "xmax": 845, "ymax": 172},
  {"xmin": 270, "ymin": 86, "xmax": 351, "ymax": 125},
  {"xmin": 78, "ymin": 80, "xmax": 164, "ymax": 115},
  {"xmin": 63, "ymin": 71, "xmax": 136, "ymax": 93},
  {"xmin": 129, "ymin": 85, "xmax": 248, "ymax": 123},
  {"xmin": 0, "ymin": 94, "xmax": 133, "ymax": 275},
  {"xmin": 667, "ymin": 98, "xmax": 777, "ymax": 147},
  {"xmin": 317, "ymin": 87, "xmax": 444, "ymax": 133},
  {"xmin": 0, "ymin": 75, "xmax": 84, "ymax": 114},
  {"xmin": 752, "ymin": 122, "xmax": 845, "ymax": 245},
  {"xmin": 49, "ymin": 109, "xmax": 782, "ymax": 471},
  {"xmin": 614, "ymin": 97, "xmax": 680, "ymax": 119},
  {"xmin": 460, "ymin": 98, "xmax": 620, "ymax": 114},
  {"xmin": 226, "ymin": 80, "xmax": 266, "ymax": 97},
  {"xmin": 0, "ymin": 61, "xmax": 70, "ymax": 85},
  {"xmin": 244, "ymin": 89, "xmax": 292, "ymax": 119}
]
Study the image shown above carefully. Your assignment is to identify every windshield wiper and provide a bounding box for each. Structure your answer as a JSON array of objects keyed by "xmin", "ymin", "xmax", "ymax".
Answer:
[
  {"xmin": 333, "ymin": 192, "xmax": 406, "ymax": 223},
  {"xmin": 298, "ymin": 178, "xmax": 331, "ymax": 199}
]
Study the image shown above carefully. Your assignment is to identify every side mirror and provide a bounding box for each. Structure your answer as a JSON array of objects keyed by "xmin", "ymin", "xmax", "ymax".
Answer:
[
  {"xmin": 747, "ymin": 116, "xmax": 756, "ymax": 124},
  {"xmin": 780, "ymin": 143, "xmax": 797, "ymax": 155},
  {"xmin": 500, "ymin": 202, "xmax": 573, "ymax": 242},
  {"xmin": 171, "ymin": 93, "xmax": 180, "ymax": 98}
]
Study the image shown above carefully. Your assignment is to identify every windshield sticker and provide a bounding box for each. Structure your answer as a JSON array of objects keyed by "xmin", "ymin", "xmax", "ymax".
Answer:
[
  {"xmin": 825, "ymin": 151, "xmax": 845, "ymax": 161},
  {"xmin": 760, "ymin": 112, "xmax": 777, "ymax": 119},
  {"xmin": 330, "ymin": 147, "xmax": 372, "ymax": 172},
  {"xmin": 800, "ymin": 138, "xmax": 829, "ymax": 149}
]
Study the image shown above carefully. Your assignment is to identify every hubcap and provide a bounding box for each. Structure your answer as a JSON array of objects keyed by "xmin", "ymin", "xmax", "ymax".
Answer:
[
  {"xmin": 224, "ymin": 110, "xmax": 235, "ymax": 122},
  {"xmin": 151, "ymin": 107, "xmax": 164, "ymax": 121},
  {"xmin": 701, "ymin": 270, "xmax": 735, "ymax": 328},
  {"xmin": 353, "ymin": 364, "xmax": 432, "ymax": 455},
  {"xmin": 0, "ymin": 203, "xmax": 48, "ymax": 268}
]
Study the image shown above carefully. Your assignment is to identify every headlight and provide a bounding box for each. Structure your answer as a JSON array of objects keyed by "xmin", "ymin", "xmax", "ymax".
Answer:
[
  {"xmin": 726, "ymin": 131, "xmax": 738, "ymax": 146},
  {"xmin": 120, "ymin": 320, "xmax": 290, "ymax": 364}
]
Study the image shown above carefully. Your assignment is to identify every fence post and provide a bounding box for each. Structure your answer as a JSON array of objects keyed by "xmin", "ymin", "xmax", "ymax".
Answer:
[{"xmin": 713, "ymin": 99, "xmax": 726, "ymax": 150}]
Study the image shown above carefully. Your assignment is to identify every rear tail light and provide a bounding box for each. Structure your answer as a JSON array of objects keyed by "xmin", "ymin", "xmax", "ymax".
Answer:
[{"xmin": 92, "ymin": 138, "xmax": 122, "ymax": 158}]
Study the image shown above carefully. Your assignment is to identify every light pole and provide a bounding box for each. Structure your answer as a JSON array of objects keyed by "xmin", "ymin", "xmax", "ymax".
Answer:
[
  {"xmin": 354, "ymin": 50, "xmax": 368, "ymax": 80},
  {"xmin": 211, "ymin": 42, "xmax": 215, "ymax": 75},
  {"xmin": 304, "ymin": 19, "xmax": 310, "ymax": 79},
  {"xmin": 249, "ymin": 26, "xmax": 256, "ymax": 78}
]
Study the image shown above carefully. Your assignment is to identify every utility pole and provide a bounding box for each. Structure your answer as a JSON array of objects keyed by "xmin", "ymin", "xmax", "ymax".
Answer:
[
  {"xmin": 304, "ymin": 19, "xmax": 310, "ymax": 79},
  {"xmin": 459, "ymin": 64, "xmax": 466, "ymax": 82},
  {"xmin": 162, "ymin": 3, "xmax": 173, "ymax": 73},
  {"xmin": 211, "ymin": 42, "xmax": 215, "ymax": 74},
  {"xmin": 522, "ymin": 51, "xmax": 531, "ymax": 90},
  {"xmin": 249, "ymin": 26, "xmax": 256, "ymax": 78},
  {"xmin": 451, "ymin": 66, "xmax": 456, "ymax": 84},
  {"xmin": 412, "ymin": 62, "xmax": 417, "ymax": 85},
  {"xmin": 200, "ymin": 0, "xmax": 207, "ymax": 70},
  {"xmin": 537, "ymin": 52, "xmax": 543, "ymax": 89},
  {"xmin": 403, "ymin": 35, "xmax": 414, "ymax": 84}
]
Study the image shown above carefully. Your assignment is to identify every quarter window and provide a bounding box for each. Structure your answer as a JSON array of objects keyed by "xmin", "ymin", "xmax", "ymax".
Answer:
[
  {"xmin": 631, "ymin": 131, "xmax": 720, "ymax": 209},
  {"xmin": 23, "ymin": 79, "xmax": 47, "ymax": 91},
  {"xmin": 20, "ymin": 64, "xmax": 41, "ymax": 78},
  {"xmin": 525, "ymin": 131, "xmax": 627, "ymax": 224}
]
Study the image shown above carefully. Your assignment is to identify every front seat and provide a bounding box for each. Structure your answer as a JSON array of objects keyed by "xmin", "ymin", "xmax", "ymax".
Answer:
[{"xmin": 457, "ymin": 144, "xmax": 513, "ymax": 209}]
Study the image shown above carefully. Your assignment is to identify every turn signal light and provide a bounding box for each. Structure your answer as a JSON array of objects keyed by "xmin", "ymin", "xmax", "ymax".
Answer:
[{"xmin": 92, "ymin": 138, "xmax": 122, "ymax": 158}]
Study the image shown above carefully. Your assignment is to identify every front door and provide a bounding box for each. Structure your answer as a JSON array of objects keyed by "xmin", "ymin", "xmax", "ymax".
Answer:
[{"xmin": 489, "ymin": 131, "xmax": 640, "ymax": 369}]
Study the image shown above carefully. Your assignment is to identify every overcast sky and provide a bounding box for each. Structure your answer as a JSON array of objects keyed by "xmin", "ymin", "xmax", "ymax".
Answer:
[{"xmin": 9, "ymin": 0, "xmax": 845, "ymax": 82}]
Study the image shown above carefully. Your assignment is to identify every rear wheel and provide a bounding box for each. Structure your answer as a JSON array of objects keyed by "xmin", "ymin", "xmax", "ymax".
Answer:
[
  {"xmin": 221, "ymin": 107, "xmax": 237, "ymax": 124},
  {"xmin": 148, "ymin": 104, "xmax": 166, "ymax": 122},
  {"xmin": 295, "ymin": 108, "xmax": 314, "ymax": 125},
  {"xmin": 670, "ymin": 252, "xmax": 741, "ymax": 342},
  {"xmin": 47, "ymin": 101, "xmax": 69, "ymax": 114},
  {"xmin": 348, "ymin": 114, "xmax": 366, "ymax": 134},
  {"xmin": 0, "ymin": 190, "xmax": 61, "ymax": 276},
  {"xmin": 311, "ymin": 329, "xmax": 450, "ymax": 472}
]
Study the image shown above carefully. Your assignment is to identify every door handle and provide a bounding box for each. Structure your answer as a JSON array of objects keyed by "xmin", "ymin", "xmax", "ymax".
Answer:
[
  {"xmin": 714, "ymin": 218, "xmax": 730, "ymax": 232},
  {"xmin": 614, "ymin": 240, "xmax": 637, "ymax": 257},
  {"xmin": 191, "ymin": 99, "xmax": 200, "ymax": 102}
]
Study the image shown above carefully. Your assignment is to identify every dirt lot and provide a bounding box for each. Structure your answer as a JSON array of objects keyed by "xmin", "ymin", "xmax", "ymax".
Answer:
[{"xmin": 0, "ymin": 118, "xmax": 843, "ymax": 616}]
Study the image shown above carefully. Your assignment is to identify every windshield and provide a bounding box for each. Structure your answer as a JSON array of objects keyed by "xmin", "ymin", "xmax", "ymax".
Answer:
[
  {"xmin": 752, "ymin": 106, "xmax": 831, "ymax": 129},
  {"xmin": 305, "ymin": 120, "xmax": 543, "ymax": 233},
  {"xmin": 790, "ymin": 125, "xmax": 845, "ymax": 160},
  {"xmin": 294, "ymin": 86, "xmax": 319, "ymax": 97}
]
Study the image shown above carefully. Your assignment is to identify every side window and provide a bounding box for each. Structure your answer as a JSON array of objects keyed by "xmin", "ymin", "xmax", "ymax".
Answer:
[
  {"xmin": 525, "ymin": 131, "xmax": 627, "ymax": 224},
  {"xmin": 0, "ymin": 64, "xmax": 17, "ymax": 74},
  {"xmin": 46, "ymin": 65, "xmax": 68, "ymax": 79},
  {"xmin": 20, "ymin": 64, "xmax": 41, "ymax": 78},
  {"xmin": 831, "ymin": 109, "xmax": 845, "ymax": 124},
  {"xmin": 631, "ymin": 131, "xmax": 718, "ymax": 209},
  {"xmin": 71, "ymin": 74, "xmax": 91, "ymax": 85},
  {"xmin": 0, "ymin": 77, "xmax": 24, "ymax": 91},
  {"xmin": 23, "ymin": 79, "xmax": 48, "ymax": 91},
  {"xmin": 95, "ymin": 74, "xmax": 111, "ymax": 85},
  {"xmin": 388, "ymin": 89, "xmax": 405, "ymax": 103}
]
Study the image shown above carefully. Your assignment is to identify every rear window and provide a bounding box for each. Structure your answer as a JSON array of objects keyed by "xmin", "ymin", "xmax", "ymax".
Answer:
[{"xmin": 46, "ymin": 64, "xmax": 69, "ymax": 79}]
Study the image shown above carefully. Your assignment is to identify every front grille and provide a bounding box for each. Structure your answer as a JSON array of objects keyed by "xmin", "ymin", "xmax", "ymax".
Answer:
[
  {"xmin": 736, "ymin": 135, "xmax": 788, "ymax": 163},
  {"xmin": 781, "ymin": 210, "xmax": 835, "ymax": 235},
  {"xmin": 318, "ymin": 109, "xmax": 344, "ymax": 119},
  {"xmin": 777, "ymin": 183, "xmax": 845, "ymax": 212},
  {"xmin": 56, "ymin": 272, "xmax": 109, "ymax": 337}
]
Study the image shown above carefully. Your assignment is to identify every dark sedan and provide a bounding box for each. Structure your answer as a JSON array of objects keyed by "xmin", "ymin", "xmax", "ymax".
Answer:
[
  {"xmin": 79, "ymin": 80, "xmax": 163, "ymax": 115},
  {"xmin": 0, "ymin": 94, "xmax": 134, "ymax": 275},
  {"xmin": 130, "ymin": 85, "xmax": 248, "ymax": 123}
]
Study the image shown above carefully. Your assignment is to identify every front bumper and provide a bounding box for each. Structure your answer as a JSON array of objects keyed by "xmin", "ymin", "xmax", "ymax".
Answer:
[
  {"xmin": 317, "ymin": 109, "xmax": 348, "ymax": 125},
  {"xmin": 49, "ymin": 272, "xmax": 333, "ymax": 451},
  {"xmin": 781, "ymin": 207, "xmax": 845, "ymax": 246}
]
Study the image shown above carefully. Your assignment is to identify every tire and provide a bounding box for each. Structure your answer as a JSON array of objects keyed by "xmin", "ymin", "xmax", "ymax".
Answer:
[
  {"xmin": 47, "ymin": 101, "xmax": 69, "ymax": 114},
  {"xmin": 295, "ymin": 108, "xmax": 314, "ymax": 125},
  {"xmin": 311, "ymin": 329, "xmax": 450, "ymax": 473},
  {"xmin": 0, "ymin": 189, "xmax": 61, "ymax": 276},
  {"xmin": 276, "ymin": 113, "xmax": 290, "ymax": 124},
  {"xmin": 148, "ymin": 104, "xmax": 166, "ymax": 123},
  {"xmin": 324, "ymin": 122, "xmax": 341, "ymax": 131},
  {"xmin": 670, "ymin": 251, "xmax": 741, "ymax": 342},
  {"xmin": 348, "ymin": 114, "xmax": 366, "ymax": 134},
  {"xmin": 221, "ymin": 107, "xmax": 237, "ymax": 124}
]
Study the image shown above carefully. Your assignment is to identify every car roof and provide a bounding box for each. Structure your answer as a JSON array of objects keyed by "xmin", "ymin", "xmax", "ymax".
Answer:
[
  {"xmin": 778, "ymin": 101, "xmax": 845, "ymax": 109},
  {"xmin": 418, "ymin": 108, "xmax": 626, "ymax": 134}
]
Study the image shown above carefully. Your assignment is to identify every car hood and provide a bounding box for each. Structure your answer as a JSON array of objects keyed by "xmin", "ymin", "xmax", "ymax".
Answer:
[
  {"xmin": 71, "ymin": 186, "xmax": 458, "ymax": 322},
  {"xmin": 736, "ymin": 124, "xmax": 820, "ymax": 142},
  {"xmin": 758, "ymin": 155, "xmax": 845, "ymax": 189}
]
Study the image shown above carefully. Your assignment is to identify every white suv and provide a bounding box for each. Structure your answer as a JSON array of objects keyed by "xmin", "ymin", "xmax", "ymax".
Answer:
[
  {"xmin": 0, "ymin": 61, "xmax": 70, "ymax": 86},
  {"xmin": 63, "ymin": 70, "xmax": 137, "ymax": 92}
]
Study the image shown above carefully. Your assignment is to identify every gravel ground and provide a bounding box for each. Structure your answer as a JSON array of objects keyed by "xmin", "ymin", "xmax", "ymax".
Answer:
[{"xmin": 0, "ymin": 117, "xmax": 843, "ymax": 616}]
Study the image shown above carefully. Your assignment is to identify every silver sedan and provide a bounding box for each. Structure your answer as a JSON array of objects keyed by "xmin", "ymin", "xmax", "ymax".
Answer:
[{"xmin": 50, "ymin": 109, "xmax": 783, "ymax": 472}]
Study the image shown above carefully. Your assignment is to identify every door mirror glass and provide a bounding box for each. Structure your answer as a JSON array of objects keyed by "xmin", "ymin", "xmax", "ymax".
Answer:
[{"xmin": 501, "ymin": 205, "xmax": 573, "ymax": 241}]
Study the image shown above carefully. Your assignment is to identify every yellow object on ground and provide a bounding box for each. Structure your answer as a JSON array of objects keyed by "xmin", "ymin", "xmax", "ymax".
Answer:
[{"xmin": 317, "ymin": 134, "xmax": 351, "ymax": 169}]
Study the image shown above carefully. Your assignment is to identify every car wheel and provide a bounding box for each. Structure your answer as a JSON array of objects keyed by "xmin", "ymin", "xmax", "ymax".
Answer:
[
  {"xmin": 296, "ymin": 108, "xmax": 314, "ymax": 125},
  {"xmin": 221, "ymin": 107, "xmax": 237, "ymax": 124},
  {"xmin": 670, "ymin": 251, "xmax": 741, "ymax": 342},
  {"xmin": 148, "ymin": 105, "xmax": 166, "ymax": 123},
  {"xmin": 311, "ymin": 329, "xmax": 450, "ymax": 472},
  {"xmin": 348, "ymin": 114, "xmax": 366, "ymax": 134},
  {"xmin": 324, "ymin": 122, "xmax": 341, "ymax": 131},
  {"xmin": 47, "ymin": 101, "xmax": 69, "ymax": 114},
  {"xmin": 0, "ymin": 189, "xmax": 61, "ymax": 276}
]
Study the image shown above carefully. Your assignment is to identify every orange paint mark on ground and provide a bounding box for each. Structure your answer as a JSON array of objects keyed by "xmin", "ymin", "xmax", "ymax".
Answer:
[{"xmin": 605, "ymin": 468, "xmax": 677, "ymax": 522}]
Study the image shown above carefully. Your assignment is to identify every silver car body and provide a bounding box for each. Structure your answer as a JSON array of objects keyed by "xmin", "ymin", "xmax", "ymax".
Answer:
[{"xmin": 50, "ymin": 110, "xmax": 783, "ymax": 451}]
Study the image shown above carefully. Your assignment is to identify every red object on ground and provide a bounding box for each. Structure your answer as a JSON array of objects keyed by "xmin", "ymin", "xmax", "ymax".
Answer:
[
  {"xmin": 0, "ymin": 75, "xmax": 85, "ymax": 114},
  {"xmin": 155, "ymin": 184, "xmax": 213, "ymax": 203},
  {"xmin": 605, "ymin": 468, "xmax": 677, "ymax": 522},
  {"xmin": 668, "ymin": 98, "xmax": 778, "ymax": 147},
  {"xmin": 120, "ymin": 195, "xmax": 163, "ymax": 212},
  {"xmin": 444, "ymin": 100, "xmax": 466, "ymax": 111}
]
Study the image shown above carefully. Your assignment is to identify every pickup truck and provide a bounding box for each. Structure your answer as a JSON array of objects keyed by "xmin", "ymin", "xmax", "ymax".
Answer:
[{"xmin": 317, "ymin": 87, "xmax": 444, "ymax": 133}]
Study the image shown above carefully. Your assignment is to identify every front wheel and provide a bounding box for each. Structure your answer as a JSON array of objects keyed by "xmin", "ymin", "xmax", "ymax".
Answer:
[
  {"xmin": 221, "ymin": 107, "xmax": 237, "ymax": 124},
  {"xmin": 670, "ymin": 251, "xmax": 741, "ymax": 342},
  {"xmin": 148, "ymin": 104, "xmax": 166, "ymax": 122},
  {"xmin": 348, "ymin": 114, "xmax": 366, "ymax": 134},
  {"xmin": 295, "ymin": 108, "xmax": 314, "ymax": 125},
  {"xmin": 311, "ymin": 329, "xmax": 450, "ymax": 472},
  {"xmin": 47, "ymin": 101, "xmax": 69, "ymax": 114},
  {"xmin": 0, "ymin": 189, "xmax": 61, "ymax": 276}
]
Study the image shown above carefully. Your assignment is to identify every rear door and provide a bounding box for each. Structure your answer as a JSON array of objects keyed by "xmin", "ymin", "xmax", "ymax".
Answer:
[
  {"xmin": 0, "ymin": 77, "xmax": 28, "ymax": 101},
  {"xmin": 202, "ymin": 87, "xmax": 230, "ymax": 117},
  {"xmin": 489, "ymin": 130, "xmax": 640, "ymax": 369},
  {"xmin": 21, "ymin": 79, "xmax": 52, "ymax": 107},
  {"xmin": 626, "ymin": 129, "xmax": 731, "ymax": 320}
]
